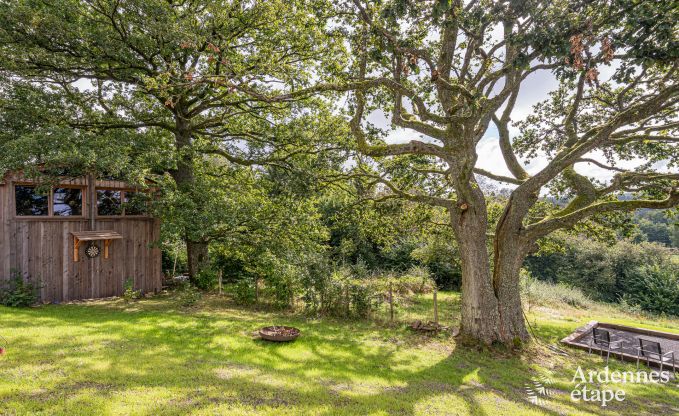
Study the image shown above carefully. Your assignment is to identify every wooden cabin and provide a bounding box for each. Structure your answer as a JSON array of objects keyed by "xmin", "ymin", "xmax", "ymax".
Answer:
[{"xmin": 0, "ymin": 171, "xmax": 162, "ymax": 303}]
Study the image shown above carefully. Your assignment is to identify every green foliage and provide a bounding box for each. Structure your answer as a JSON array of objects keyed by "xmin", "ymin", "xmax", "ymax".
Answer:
[
  {"xmin": 301, "ymin": 265, "xmax": 435, "ymax": 319},
  {"xmin": 177, "ymin": 283, "xmax": 202, "ymax": 308},
  {"xmin": 411, "ymin": 234, "xmax": 461, "ymax": 290},
  {"xmin": 520, "ymin": 269, "xmax": 590, "ymax": 310},
  {"xmin": 122, "ymin": 279, "xmax": 142, "ymax": 302},
  {"xmin": 0, "ymin": 270, "xmax": 39, "ymax": 307},
  {"xmin": 526, "ymin": 234, "xmax": 679, "ymax": 315},
  {"xmin": 193, "ymin": 268, "xmax": 218, "ymax": 291},
  {"xmin": 233, "ymin": 279, "xmax": 257, "ymax": 305},
  {"xmin": 621, "ymin": 265, "xmax": 679, "ymax": 316},
  {"xmin": 633, "ymin": 209, "xmax": 678, "ymax": 247},
  {"xmin": 395, "ymin": 265, "xmax": 436, "ymax": 295}
]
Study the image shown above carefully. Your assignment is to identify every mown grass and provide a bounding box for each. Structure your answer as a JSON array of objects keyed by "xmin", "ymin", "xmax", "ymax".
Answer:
[{"xmin": 0, "ymin": 291, "xmax": 678, "ymax": 415}]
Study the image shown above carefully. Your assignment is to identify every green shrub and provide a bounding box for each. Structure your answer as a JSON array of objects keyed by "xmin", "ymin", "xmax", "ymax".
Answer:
[
  {"xmin": 618, "ymin": 294, "xmax": 643, "ymax": 315},
  {"xmin": 525, "ymin": 235, "xmax": 679, "ymax": 315},
  {"xmin": 177, "ymin": 283, "xmax": 202, "ymax": 307},
  {"xmin": 193, "ymin": 268, "xmax": 218, "ymax": 290},
  {"xmin": 123, "ymin": 278, "xmax": 141, "ymax": 302},
  {"xmin": 0, "ymin": 270, "xmax": 39, "ymax": 307},
  {"xmin": 301, "ymin": 265, "xmax": 437, "ymax": 319},
  {"xmin": 301, "ymin": 266, "xmax": 382, "ymax": 318},
  {"xmin": 520, "ymin": 270, "xmax": 589, "ymax": 309},
  {"xmin": 621, "ymin": 264, "xmax": 679, "ymax": 316},
  {"xmin": 233, "ymin": 279, "xmax": 257, "ymax": 305},
  {"xmin": 395, "ymin": 265, "xmax": 435, "ymax": 295}
]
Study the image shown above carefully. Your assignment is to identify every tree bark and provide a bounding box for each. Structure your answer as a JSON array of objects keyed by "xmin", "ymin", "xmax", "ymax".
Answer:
[
  {"xmin": 450, "ymin": 185, "xmax": 530, "ymax": 344},
  {"xmin": 450, "ymin": 204, "xmax": 503, "ymax": 344},
  {"xmin": 170, "ymin": 119, "xmax": 210, "ymax": 281},
  {"xmin": 491, "ymin": 195, "xmax": 534, "ymax": 343},
  {"xmin": 187, "ymin": 240, "xmax": 209, "ymax": 281},
  {"xmin": 493, "ymin": 240, "xmax": 530, "ymax": 342}
]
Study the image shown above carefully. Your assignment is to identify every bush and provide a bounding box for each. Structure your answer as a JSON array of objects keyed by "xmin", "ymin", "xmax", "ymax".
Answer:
[
  {"xmin": 123, "ymin": 278, "xmax": 141, "ymax": 301},
  {"xmin": 301, "ymin": 265, "xmax": 384, "ymax": 318},
  {"xmin": 233, "ymin": 278, "xmax": 257, "ymax": 305},
  {"xmin": 621, "ymin": 264, "xmax": 679, "ymax": 316},
  {"xmin": 301, "ymin": 265, "xmax": 436, "ymax": 319},
  {"xmin": 0, "ymin": 270, "xmax": 39, "ymax": 307},
  {"xmin": 525, "ymin": 235, "xmax": 679, "ymax": 315},
  {"xmin": 395, "ymin": 265, "xmax": 435, "ymax": 295},
  {"xmin": 411, "ymin": 238, "xmax": 462, "ymax": 290},
  {"xmin": 193, "ymin": 267, "xmax": 218, "ymax": 290},
  {"xmin": 520, "ymin": 269, "xmax": 589, "ymax": 309},
  {"xmin": 177, "ymin": 283, "xmax": 202, "ymax": 307}
]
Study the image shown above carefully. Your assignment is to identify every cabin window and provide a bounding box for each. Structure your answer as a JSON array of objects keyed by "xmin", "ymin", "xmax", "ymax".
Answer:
[
  {"xmin": 15, "ymin": 185, "xmax": 49, "ymax": 216},
  {"xmin": 123, "ymin": 192, "xmax": 148, "ymax": 216},
  {"xmin": 53, "ymin": 188, "xmax": 83, "ymax": 216},
  {"xmin": 97, "ymin": 189, "xmax": 122, "ymax": 216}
]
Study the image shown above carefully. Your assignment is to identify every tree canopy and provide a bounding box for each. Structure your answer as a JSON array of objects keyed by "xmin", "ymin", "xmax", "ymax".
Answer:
[{"xmin": 0, "ymin": 0, "xmax": 676, "ymax": 344}]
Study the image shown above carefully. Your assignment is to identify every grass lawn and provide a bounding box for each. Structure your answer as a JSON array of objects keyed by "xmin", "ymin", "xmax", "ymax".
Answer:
[{"xmin": 1, "ymin": 292, "xmax": 678, "ymax": 415}]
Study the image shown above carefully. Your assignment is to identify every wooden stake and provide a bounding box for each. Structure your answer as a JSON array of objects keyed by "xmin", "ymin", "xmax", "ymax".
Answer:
[
  {"xmin": 171, "ymin": 246, "xmax": 178, "ymax": 277},
  {"xmin": 253, "ymin": 277, "xmax": 257, "ymax": 302},
  {"xmin": 389, "ymin": 282, "xmax": 394, "ymax": 322},
  {"xmin": 218, "ymin": 269, "xmax": 223, "ymax": 295},
  {"xmin": 433, "ymin": 286, "xmax": 439, "ymax": 325}
]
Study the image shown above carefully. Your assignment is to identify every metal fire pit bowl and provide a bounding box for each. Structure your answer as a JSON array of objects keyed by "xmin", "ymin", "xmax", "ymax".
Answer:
[{"xmin": 258, "ymin": 326, "xmax": 301, "ymax": 342}]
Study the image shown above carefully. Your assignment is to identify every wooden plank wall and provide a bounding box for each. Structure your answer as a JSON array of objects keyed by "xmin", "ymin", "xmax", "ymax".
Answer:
[
  {"xmin": 0, "ymin": 184, "xmax": 9, "ymax": 280},
  {"xmin": 0, "ymin": 182, "xmax": 162, "ymax": 303}
]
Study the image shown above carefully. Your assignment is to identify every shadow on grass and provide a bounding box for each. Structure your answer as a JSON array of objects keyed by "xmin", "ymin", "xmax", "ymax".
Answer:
[{"xmin": 0, "ymin": 296, "xmax": 671, "ymax": 415}]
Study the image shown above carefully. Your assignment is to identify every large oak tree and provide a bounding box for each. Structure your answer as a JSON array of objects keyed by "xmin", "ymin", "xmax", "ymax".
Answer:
[
  {"xmin": 0, "ymin": 0, "xmax": 346, "ymax": 281},
  {"xmin": 336, "ymin": 0, "xmax": 678, "ymax": 343}
]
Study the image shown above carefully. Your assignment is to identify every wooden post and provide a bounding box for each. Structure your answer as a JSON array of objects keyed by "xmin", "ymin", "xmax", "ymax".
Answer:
[
  {"xmin": 218, "ymin": 269, "xmax": 223, "ymax": 295},
  {"xmin": 433, "ymin": 285, "xmax": 439, "ymax": 325},
  {"xmin": 171, "ymin": 246, "xmax": 178, "ymax": 277},
  {"xmin": 255, "ymin": 277, "xmax": 259, "ymax": 303},
  {"xmin": 87, "ymin": 173, "xmax": 96, "ymax": 231},
  {"xmin": 389, "ymin": 282, "xmax": 394, "ymax": 323}
]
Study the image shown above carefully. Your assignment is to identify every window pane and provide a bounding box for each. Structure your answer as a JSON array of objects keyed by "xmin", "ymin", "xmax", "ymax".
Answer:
[
  {"xmin": 53, "ymin": 188, "xmax": 83, "ymax": 216},
  {"xmin": 15, "ymin": 186, "xmax": 48, "ymax": 216},
  {"xmin": 97, "ymin": 190, "xmax": 122, "ymax": 215},
  {"xmin": 123, "ymin": 192, "xmax": 148, "ymax": 216}
]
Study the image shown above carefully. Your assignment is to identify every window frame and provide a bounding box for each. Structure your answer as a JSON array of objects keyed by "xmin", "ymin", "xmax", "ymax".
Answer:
[
  {"xmin": 52, "ymin": 186, "xmax": 86, "ymax": 217},
  {"xmin": 95, "ymin": 188, "xmax": 150, "ymax": 218},
  {"xmin": 13, "ymin": 183, "xmax": 87, "ymax": 219}
]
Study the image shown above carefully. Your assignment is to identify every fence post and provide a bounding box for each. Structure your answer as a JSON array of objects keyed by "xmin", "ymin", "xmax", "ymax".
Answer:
[
  {"xmin": 433, "ymin": 285, "xmax": 438, "ymax": 325},
  {"xmin": 218, "ymin": 270, "xmax": 223, "ymax": 295},
  {"xmin": 389, "ymin": 282, "xmax": 394, "ymax": 322}
]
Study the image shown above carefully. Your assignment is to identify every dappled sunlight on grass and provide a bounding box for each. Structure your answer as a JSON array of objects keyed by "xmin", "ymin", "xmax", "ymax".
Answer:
[{"xmin": 1, "ymin": 292, "xmax": 678, "ymax": 415}]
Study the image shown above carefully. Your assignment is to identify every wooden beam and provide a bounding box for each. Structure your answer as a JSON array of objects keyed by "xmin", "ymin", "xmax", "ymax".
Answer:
[{"xmin": 73, "ymin": 236, "xmax": 80, "ymax": 262}]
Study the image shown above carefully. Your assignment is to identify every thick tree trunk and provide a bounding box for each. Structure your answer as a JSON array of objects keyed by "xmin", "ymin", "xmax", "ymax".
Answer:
[
  {"xmin": 490, "ymin": 196, "xmax": 534, "ymax": 343},
  {"xmin": 455, "ymin": 227, "xmax": 503, "ymax": 342},
  {"xmin": 170, "ymin": 120, "xmax": 209, "ymax": 281},
  {"xmin": 493, "ymin": 243, "xmax": 530, "ymax": 342},
  {"xmin": 450, "ymin": 202, "xmax": 503, "ymax": 344},
  {"xmin": 451, "ymin": 183, "xmax": 530, "ymax": 344},
  {"xmin": 187, "ymin": 240, "xmax": 209, "ymax": 281}
]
